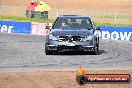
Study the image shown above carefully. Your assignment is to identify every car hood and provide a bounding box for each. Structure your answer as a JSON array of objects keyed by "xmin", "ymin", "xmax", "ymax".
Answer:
[{"xmin": 50, "ymin": 29, "xmax": 93, "ymax": 36}]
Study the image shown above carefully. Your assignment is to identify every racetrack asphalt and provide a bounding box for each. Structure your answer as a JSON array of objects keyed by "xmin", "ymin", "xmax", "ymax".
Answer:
[{"xmin": 0, "ymin": 33, "xmax": 132, "ymax": 71}]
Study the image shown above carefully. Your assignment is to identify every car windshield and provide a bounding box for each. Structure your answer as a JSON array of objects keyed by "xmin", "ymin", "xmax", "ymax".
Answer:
[{"xmin": 52, "ymin": 17, "xmax": 92, "ymax": 29}]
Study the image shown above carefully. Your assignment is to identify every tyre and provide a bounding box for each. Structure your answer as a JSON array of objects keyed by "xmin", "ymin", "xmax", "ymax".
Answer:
[
  {"xmin": 97, "ymin": 46, "xmax": 99, "ymax": 52},
  {"xmin": 93, "ymin": 46, "xmax": 98, "ymax": 55},
  {"xmin": 45, "ymin": 50, "xmax": 54, "ymax": 55},
  {"xmin": 45, "ymin": 44, "xmax": 53, "ymax": 55},
  {"xmin": 45, "ymin": 45, "xmax": 57, "ymax": 55}
]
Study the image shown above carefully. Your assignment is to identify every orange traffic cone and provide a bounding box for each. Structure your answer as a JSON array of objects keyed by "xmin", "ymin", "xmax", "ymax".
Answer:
[{"xmin": 77, "ymin": 65, "xmax": 86, "ymax": 76}]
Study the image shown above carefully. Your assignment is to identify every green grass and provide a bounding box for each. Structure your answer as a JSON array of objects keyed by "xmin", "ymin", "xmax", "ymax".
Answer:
[
  {"xmin": 100, "ymin": 15, "xmax": 132, "ymax": 19},
  {"xmin": 0, "ymin": 15, "xmax": 132, "ymax": 27},
  {"xmin": 95, "ymin": 23, "xmax": 132, "ymax": 27},
  {"xmin": 0, "ymin": 15, "xmax": 53, "ymax": 23}
]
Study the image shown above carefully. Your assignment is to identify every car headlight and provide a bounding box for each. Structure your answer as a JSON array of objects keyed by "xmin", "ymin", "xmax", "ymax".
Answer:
[
  {"xmin": 49, "ymin": 34, "xmax": 58, "ymax": 40},
  {"xmin": 83, "ymin": 35, "xmax": 94, "ymax": 41}
]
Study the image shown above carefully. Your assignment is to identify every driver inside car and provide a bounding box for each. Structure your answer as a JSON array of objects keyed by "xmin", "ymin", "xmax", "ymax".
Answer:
[{"xmin": 60, "ymin": 19, "xmax": 69, "ymax": 28}]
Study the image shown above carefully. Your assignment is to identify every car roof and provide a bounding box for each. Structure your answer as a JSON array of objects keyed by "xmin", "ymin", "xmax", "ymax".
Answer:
[{"xmin": 57, "ymin": 15, "xmax": 91, "ymax": 19}]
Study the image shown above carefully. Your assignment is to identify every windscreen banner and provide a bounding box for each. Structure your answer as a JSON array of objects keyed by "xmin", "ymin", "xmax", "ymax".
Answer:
[
  {"xmin": 0, "ymin": 20, "xmax": 31, "ymax": 34},
  {"xmin": 99, "ymin": 26, "xmax": 132, "ymax": 41}
]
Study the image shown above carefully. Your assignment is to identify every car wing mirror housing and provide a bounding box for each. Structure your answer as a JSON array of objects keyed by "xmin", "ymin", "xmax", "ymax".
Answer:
[
  {"xmin": 96, "ymin": 27, "xmax": 101, "ymax": 30},
  {"xmin": 45, "ymin": 26, "xmax": 51, "ymax": 31}
]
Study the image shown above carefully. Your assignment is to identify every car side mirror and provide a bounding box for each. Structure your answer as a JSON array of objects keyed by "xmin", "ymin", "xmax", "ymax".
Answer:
[
  {"xmin": 45, "ymin": 26, "xmax": 51, "ymax": 31},
  {"xmin": 96, "ymin": 27, "xmax": 101, "ymax": 30}
]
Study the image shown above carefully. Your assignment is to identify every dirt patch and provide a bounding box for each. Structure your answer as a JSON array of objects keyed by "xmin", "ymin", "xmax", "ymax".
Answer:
[
  {"xmin": 0, "ymin": 0, "xmax": 132, "ymax": 24},
  {"xmin": 0, "ymin": 70, "xmax": 132, "ymax": 88},
  {"xmin": 2, "ymin": 0, "xmax": 132, "ymax": 10}
]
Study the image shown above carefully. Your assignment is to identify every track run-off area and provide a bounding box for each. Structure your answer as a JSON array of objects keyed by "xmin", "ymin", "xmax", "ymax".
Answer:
[{"xmin": 0, "ymin": 33, "xmax": 132, "ymax": 71}]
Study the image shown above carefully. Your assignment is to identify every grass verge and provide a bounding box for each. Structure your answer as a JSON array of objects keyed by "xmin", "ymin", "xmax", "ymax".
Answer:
[
  {"xmin": 0, "ymin": 15, "xmax": 53, "ymax": 23},
  {"xmin": 95, "ymin": 23, "xmax": 132, "ymax": 27},
  {"xmin": 0, "ymin": 15, "xmax": 132, "ymax": 27},
  {"xmin": 100, "ymin": 15, "xmax": 132, "ymax": 19}
]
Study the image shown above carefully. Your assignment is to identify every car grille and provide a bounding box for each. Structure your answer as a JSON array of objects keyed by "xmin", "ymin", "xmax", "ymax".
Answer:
[{"xmin": 58, "ymin": 36, "xmax": 84, "ymax": 42}]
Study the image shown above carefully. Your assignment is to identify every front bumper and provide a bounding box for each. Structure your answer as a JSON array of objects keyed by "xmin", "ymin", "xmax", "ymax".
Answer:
[{"xmin": 46, "ymin": 40, "xmax": 96, "ymax": 52}]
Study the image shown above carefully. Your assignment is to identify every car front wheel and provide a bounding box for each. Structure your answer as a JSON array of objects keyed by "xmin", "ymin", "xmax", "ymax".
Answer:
[
  {"xmin": 45, "ymin": 50, "xmax": 55, "ymax": 55},
  {"xmin": 45, "ymin": 46, "xmax": 57, "ymax": 55},
  {"xmin": 93, "ymin": 46, "xmax": 99, "ymax": 55}
]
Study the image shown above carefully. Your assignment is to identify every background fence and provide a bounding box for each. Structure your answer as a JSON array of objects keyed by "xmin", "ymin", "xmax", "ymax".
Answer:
[{"xmin": 48, "ymin": 8, "xmax": 132, "ymax": 25}]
